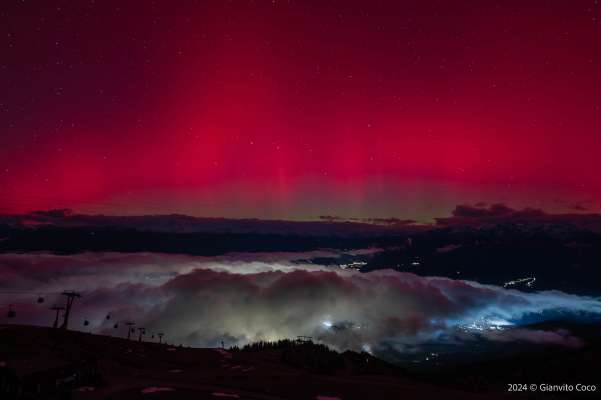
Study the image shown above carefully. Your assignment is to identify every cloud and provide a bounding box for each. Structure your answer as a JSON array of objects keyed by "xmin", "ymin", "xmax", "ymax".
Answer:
[
  {"xmin": 435, "ymin": 244, "xmax": 462, "ymax": 253},
  {"xmin": 452, "ymin": 203, "xmax": 515, "ymax": 218},
  {"xmin": 1, "ymin": 252, "xmax": 600, "ymax": 355},
  {"xmin": 484, "ymin": 328, "xmax": 584, "ymax": 348},
  {"xmin": 445, "ymin": 203, "xmax": 546, "ymax": 221},
  {"xmin": 318, "ymin": 215, "xmax": 417, "ymax": 226},
  {"xmin": 435, "ymin": 203, "xmax": 601, "ymax": 233}
]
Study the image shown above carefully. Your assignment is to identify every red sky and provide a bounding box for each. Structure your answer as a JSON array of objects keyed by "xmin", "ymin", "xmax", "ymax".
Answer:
[{"xmin": 1, "ymin": 1, "xmax": 600, "ymax": 220}]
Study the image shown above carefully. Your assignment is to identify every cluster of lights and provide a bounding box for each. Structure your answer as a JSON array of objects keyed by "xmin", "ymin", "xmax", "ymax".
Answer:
[
  {"xmin": 320, "ymin": 318, "xmax": 372, "ymax": 355},
  {"xmin": 459, "ymin": 317, "xmax": 513, "ymax": 332},
  {"xmin": 338, "ymin": 261, "xmax": 367, "ymax": 270},
  {"xmin": 320, "ymin": 319, "xmax": 366, "ymax": 332},
  {"xmin": 503, "ymin": 277, "xmax": 536, "ymax": 289},
  {"xmin": 321, "ymin": 320, "xmax": 333, "ymax": 328}
]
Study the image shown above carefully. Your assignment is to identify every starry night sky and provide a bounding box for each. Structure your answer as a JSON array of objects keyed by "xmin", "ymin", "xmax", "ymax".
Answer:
[{"xmin": 1, "ymin": 0, "xmax": 600, "ymax": 220}]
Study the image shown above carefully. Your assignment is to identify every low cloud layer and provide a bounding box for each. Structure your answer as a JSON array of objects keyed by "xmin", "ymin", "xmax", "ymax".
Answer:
[{"xmin": 1, "ymin": 252, "xmax": 600, "ymax": 355}]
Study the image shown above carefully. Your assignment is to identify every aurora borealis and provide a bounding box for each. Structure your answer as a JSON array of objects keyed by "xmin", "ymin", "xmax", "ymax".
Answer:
[{"xmin": 1, "ymin": 1, "xmax": 600, "ymax": 220}]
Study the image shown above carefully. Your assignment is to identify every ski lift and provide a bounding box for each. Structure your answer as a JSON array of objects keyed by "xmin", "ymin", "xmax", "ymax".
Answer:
[
  {"xmin": 7, "ymin": 305, "xmax": 16, "ymax": 318},
  {"xmin": 83, "ymin": 319, "xmax": 90, "ymax": 326},
  {"xmin": 37, "ymin": 295, "xmax": 45, "ymax": 304}
]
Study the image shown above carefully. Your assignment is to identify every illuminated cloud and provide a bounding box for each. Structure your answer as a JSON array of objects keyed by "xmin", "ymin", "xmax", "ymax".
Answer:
[{"xmin": 1, "ymin": 252, "xmax": 600, "ymax": 353}]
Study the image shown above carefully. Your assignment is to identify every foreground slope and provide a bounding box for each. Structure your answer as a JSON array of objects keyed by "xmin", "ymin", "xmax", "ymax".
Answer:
[{"xmin": 0, "ymin": 325, "xmax": 518, "ymax": 400}]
